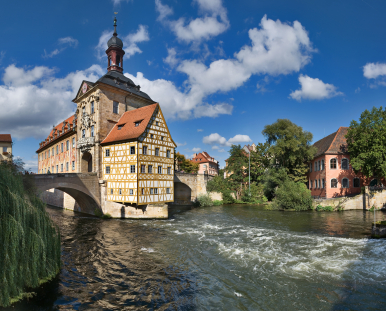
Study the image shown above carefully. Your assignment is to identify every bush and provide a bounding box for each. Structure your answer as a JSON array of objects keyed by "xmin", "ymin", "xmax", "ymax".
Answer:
[
  {"xmin": 272, "ymin": 180, "xmax": 312, "ymax": 211},
  {"xmin": 195, "ymin": 194, "xmax": 213, "ymax": 207},
  {"xmin": 316, "ymin": 205, "xmax": 334, "ymax": 212},
  {"xmin": 102, "ymin": 213, "xmax": 112, "ymax": 219},
  {"xmin": 212, "ymin": 200, "xmax": 223, "ymax": 206},
  {"xmin": 94, "ymin": 208, "xmax": 103, "ymax": 217},
  {"xmin": 241, "ymin": 182, "xmax": 267, "ymax": 204}
]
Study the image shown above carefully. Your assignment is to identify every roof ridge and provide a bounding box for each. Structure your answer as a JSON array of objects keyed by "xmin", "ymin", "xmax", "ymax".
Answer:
[{"xmin": 326, "ymin": 127, "xmax": 341, "ymax": 153}]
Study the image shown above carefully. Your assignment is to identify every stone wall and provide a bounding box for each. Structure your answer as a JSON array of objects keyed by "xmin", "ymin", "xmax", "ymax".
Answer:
[
  {"xmin": 40, "ymin": 188, "xmax": 81, "ymax": 211},
  {"xmin": 313, "ymin": 187, "xmax": 386, "ymax": 210}
]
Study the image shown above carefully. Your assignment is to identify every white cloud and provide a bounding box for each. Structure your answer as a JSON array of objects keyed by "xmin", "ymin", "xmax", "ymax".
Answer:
[
  {"xmin": 0, "ymin": 51, "xmax": 5, "ymax": 64},
  {"xmin": 218, "ymin": 149, "xmax": 225, "ymax": 152},
  {"xmin": 203, "ymin": 133, "xmax": 252, "ymax": 147},
  {"xmin": 163, "ymin": 47, "xmax": 179, "ymax": 67},
  {"xmin": 156, "ymin": 0, "xmax": 229, "ymax": 43},
  {"xmin": 96, "ymin": 25, "xmax": 149, "ymax": 59},
  {"xmin": 43, "ymin": 37, "xmax": 78, "ymax": 58},
  {"xmin": 192, "ymin": 147, "xmax": 201, "ymax": 152},
  {"xmin": 111, "ymin": 0, "xmax": 131, "ymax": 5},
  {"xmin": 176, "ymin": 141, "xmax": 187, "ymax": 146},
  {"xmin": 0, "ymin": 64, "xmax": 104, "ymax": 139},
  {"xmin": 197, "ymin": 129, "xmax": 203, "ymax": 132},
  {"xmin": 363, "ymin": 62, "xmax": 386, "ymax": 79},
  {"xmin": 290, "ymin": 75, "xmax": 343, "ymax": 101},
  {"xmin": 212, "ymin": 145, "xmax": 219, "ymax": 149}
]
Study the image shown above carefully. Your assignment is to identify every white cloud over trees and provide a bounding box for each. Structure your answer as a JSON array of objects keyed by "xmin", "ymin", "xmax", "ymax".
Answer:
[
  {"xmin": 203, "ymin": 133, "xmax": 251, "ymax": 147},
  {"xmin": 290, "ymin": 75, "xmax": 343, "ymax": 101}
]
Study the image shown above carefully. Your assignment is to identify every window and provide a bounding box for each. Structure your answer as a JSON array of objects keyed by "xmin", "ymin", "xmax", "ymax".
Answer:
[
  {"xmin": 91, "ymin": 101, "xmax": 94, "ymax": 114},
  {"xmin": 56, "ymin": 145, "xmax": 58, "ymax": 154},
  {"xmin": 52, "ymin": 166, "xmax": 54, "ymax": 173},
  {"xmin": 141, "ymin": 165, "xmax": 146, "ymax": 173},
  {"xmin": 61, "ymin": 143, "xmax": 63, "ymax": 152},
  {"xmin": 167, "ymin": 167, "xmax": 171, "ymax": 175},
  {"xmin": 150, "ymin": 188, "xmax": 154, "ymax": 194},
  {"xmin": 130, "ymin": 165, "xmax": 135, "ymax": 173},
  {"xmin": 330, "ymin": 158, "xmax": 337, "ymax": 169},
  {"xmin": 315, "ymin": 180, "xmax": 317, "ymax": 188},
  {"xmin": 82, "ymin": 129, "xmax": 85, "ymax": 138},
  {"xmin": 82, "ymin": 106, "xmax": 85, "ymax": 116},
  {"xmin": 66, "ymin": 162, "xmax": 69, "ymax": 171},
  {"xmin": 130, "ymin": 146, "xmax": 135, "ymax": 154},
  {"xmin": 354, "ymin": 178, "xmax": 360, "ymax": 188},
  {"xmin": 148, "ymin": 165, "xmax": 153, "ymax": 174},
  {"xmin": 166, "ymin": 150, "xmax": 171, "ymax": 158},
  {"xmin": 66, "ymin": 140, "xmax": 69, "ymax": 151},
  {"xmin": 161, "ymin": 136, "xmax": 164, "ymax": 141},
  {"xmin": 166, "ymin": 188, "xmax": 170, "ymax": 194},
  {"xmin": 119, "ymin": 189, "xmax": 122, "ymax": 195},
  {"xmin": 113, "ymin": 101, "xmax": 119, "ymax": 114},
  {"xmin": 158, "ymin": 166, "xmax": 162, "ymax": 174},
  {"xmin": 135, "ymin": 121, "xmax": 141, "ymax": 127},
  {"xmin": 118, "ymin": 124, "xmax": 124, "ymax": 130},
  {"xmin": 342, "ymin": 158, "xmax": 349, "ymax": 170},
  {"xmin": 110, "ymin": 189, "xmax": 113, "ymax": 195},
  {"xmin": 156, "ymin": 121, "xmax": 159, "ymax": 126},
  {"xmin": 61, "ymin": 164, "xmax": 63, "ymax": 172},
  {"xmin": 143, "ymin": 146, "xmax": 147, "ymax": 155},
  {"xmin": 141, "ymin": 188, "xmax": 144, "ymax": 195},
  {"xmin": 309, "ymin": 180, "xmax": 312, "ymax": 189},
  {"xmin": 72, "ymin": 161, "xmax": 75, "ymax": 170},
  {"xmin": 106, "ymin": 149, "xmax": 110, "ymax": 157},
  {"xmin": 52, "ymin": 148, "xmax": 54, "ymax": 156},
  {"xmin": 150, "ymin": 134, "xmax": 154, "ymax": 139},
  {"xmin": 91, "ymin": 125, "xmax": 94, "ymax": 137},
  {"xmin": 130, "ymin": 189, "xmax": 133, "ymax": 195},
  {"xmin": 154, "ymin": 188, "xmax": 158, "ymax": 194},
  {"xmin": 310, "ymin": 163, "xmax": 312, "ymax": 172},
  {"xmin": 318, "ymin": 179, "xmax": 321, "ymax": 188},
  {"xmin": 48, "ymin": 150, "xmax": 50, "ymax": 157},
  {"xmin": 315, "ymin": 162, "xmax": 317, "ymax": 171},
  {"xmin": 116, "ymin": 55, "xmax": 121, "ymax": 66},
  {"xmin": 321, "ymin": 160, "xmax": 324, "ymax": 170},
  {"xmin": 331, "ymin": 178, "xmax": 338, "ymax": 188},
  {"xmin": 318, "ymin": 161, "xmax": 321, "ymax": 171},
  {"xmin": 72, "ymin": 138, "xmax": 75, "ymax": 148},
  {"xmin": 322, "ymin": 179, "xmax": 325, "ymax": 188},
  {"xmin": 106, "ymin": 166, "xmax": 110, "ymax": 174},
  {"xmin": 342, "ymin": 178, "xmax": 349, "ymax": 188},
  {"xmin": 155, "ymin": 148, "xmax": 159, "ymax": 156}
]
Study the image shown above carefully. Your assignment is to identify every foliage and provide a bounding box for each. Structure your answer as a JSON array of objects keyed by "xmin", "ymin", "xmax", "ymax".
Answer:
[
  {"xmin": 262, "ymin": 119, "xmax": 316, "ymax": 183},
  {"xmin": 102, "ymin": 213, "xmax": 112, "ymax": 219},
  {"xmin": 241, "ymin": 182, "xmax": 267, "ymax": 204},
  {"xmin": 272, "ymin": 179, "xmax": 312, "ymax": 211},
  {"xmin": 206, "ymin": 172, "xmax": 235, "ymax": 204},
  {"xmin": 263, "ymin": 167, "xmax": 289, "ymax": 201},
  {"xmin": 316, "ymin": 205, "xmax": 334, "ymax": 212},
  {"xmin": 212, "ymin": 200, "xmax": 223, "ymax": 206},
  {"xmin": 0, "ymin": 161, "xmax": 61, "ymax": 307},
  {"xmin": 175, "ymin": 152, "xmax": 199, "ymax": 174},
  {"xmin": 249, "ymin": 142, "xmax": 271, "ymax": 183},
  {"xmin": 94, "ymin": 208, "xmax": 103, "ymax": 218},
  {"xmin": 194, "ymin": 194, "xmax": 213, "ymax": 207},
  {"xmin": 346, "ymin": 106, "xmax": 386, "ymax": 185},
  {"xmin": 225, "ymin": 145, "xmax": 248, "ymax": 199}
]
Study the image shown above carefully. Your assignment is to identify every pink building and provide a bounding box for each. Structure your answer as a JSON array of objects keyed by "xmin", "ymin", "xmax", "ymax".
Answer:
[
  {"xmin": 191, "ymin": 152, "xmax": 219, "ymax": 176},
  {"xmin": 307, "ymin": 127, "xmax": 364, "ymax": 198}
]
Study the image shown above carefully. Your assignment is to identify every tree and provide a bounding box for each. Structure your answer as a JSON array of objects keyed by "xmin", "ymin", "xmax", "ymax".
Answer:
[
  {"xmin": 262, "ymin": 119, "xmax": 316, "ymax": 183},
  {"xmin": 272, "ymin": 179, "xmax": 312, "ymax": 211},
  {"xmin": 206, "ymin": 174, "xmax": 235, "ymax": 204},
  {"xmin": 346, "ymin": 106, "xmax": 386, "ymax": 185},
  {"xmin": 225, "ymin": 145, "xmax": 248, "ymax": 199},
  {"xmin": 249, "ymin": 142, "xmax": 271, "ymax": 183},
  {"xmin": 175, "ymin": 152, "xmax": 199, "ymax": 173}
]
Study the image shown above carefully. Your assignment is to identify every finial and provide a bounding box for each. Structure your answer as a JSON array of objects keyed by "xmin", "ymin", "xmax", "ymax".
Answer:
[{"xmin": 113, "ymin": 14, "xmax": 118, "ymax": 37}]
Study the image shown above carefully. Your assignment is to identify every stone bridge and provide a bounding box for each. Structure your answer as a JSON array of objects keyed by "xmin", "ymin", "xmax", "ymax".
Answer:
[{"xmin": 30, "ymin": 172, "xmax": 215, "ymax": 218}]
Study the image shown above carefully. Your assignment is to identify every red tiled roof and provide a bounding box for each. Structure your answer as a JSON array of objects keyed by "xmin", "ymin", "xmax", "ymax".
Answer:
[
  {"xmin": 101, "ymin": 103, "xmax": 158, "ymax": 145},
  {"xmin": 313, "ymin": 127, "xmax": 349, "ymax": 157},
  {"xmin": 36, "ymin": 115, "xmax": 75, "ymax": 152},
  {"xmin": 0, "ymin": 134, "xmax": 12, "ymax": 143},
  {"xmin": 191, "ymin": 151, "xmax": 217, "ymax": 164}
]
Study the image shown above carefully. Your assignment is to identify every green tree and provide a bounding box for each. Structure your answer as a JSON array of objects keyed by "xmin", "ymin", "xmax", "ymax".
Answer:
[
  {"xmin": 175, "ymin": 152, "xmax": 199, "ymax": 173},
  {"xmin": 249, "ymin": 142, "xmax": 271, "ymax": 183},
  {"xmin": 262, "ymin": 167, "xmax": 289, "ymax": 201},
  {"xmin": 225, "ymin": 145, "xmax": 248, "ymax": 199},
  {"xmin": 346, "ymin": 106, "xmax": 386, "ymax": 185},
  {"xmin": 206, "ymin": 174, "xmax": 235, "ymax": 204},
  {"xmin": 272, "ymin": 179, "xmax": 312, "ymax": 211},
  {"xmin": 262, "ymin": 119, "xmax": 316, "ymax": 183}
]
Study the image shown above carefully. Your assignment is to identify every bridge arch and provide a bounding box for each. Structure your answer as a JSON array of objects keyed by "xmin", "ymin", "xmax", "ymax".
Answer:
[{"xmin": 31, "ymin": 173, "xmax": 101, "ymax": 215}]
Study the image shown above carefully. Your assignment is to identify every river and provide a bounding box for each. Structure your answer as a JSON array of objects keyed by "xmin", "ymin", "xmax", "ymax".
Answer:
[{"xmin": 5, "ymin": 205, "xmax": 386, "ymax": 310}]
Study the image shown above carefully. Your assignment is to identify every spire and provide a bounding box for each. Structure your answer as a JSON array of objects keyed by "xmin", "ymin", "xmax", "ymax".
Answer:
[{"xmin": 113, "ymin": 16, "xmax": 118, "ymax": 37}]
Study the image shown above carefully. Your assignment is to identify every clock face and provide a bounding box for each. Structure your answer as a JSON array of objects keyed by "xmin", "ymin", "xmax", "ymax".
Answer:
[{"xmin": 82, "ymin": 83, "xmax": 88, "ymax": 94}]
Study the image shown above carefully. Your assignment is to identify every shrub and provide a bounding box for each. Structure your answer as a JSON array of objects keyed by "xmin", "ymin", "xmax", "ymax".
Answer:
[
  {"xmin": 316, "ymin": 205, "xmax": 334, "ymax": 212},
  {"xmin": 195, "ymin": 194, "xmax": 213, "ymax": 207},
  {"xmin": 241, "ymin": 182, "xmax": 267, "ymax": 204},
  {"xmin": 94, "ymin": 208, "xmax": 103, "ymax": 217},
  {"xmin": 272, "ymin": 180, "xmax": 312, "ymax": 211},
  {"xmin": 102, "ymin": 213, "xmax": 112, "ymax": 219},
  {"xmin": 212, "ymin": 200, "xmax": 223, "ymax": 206}
]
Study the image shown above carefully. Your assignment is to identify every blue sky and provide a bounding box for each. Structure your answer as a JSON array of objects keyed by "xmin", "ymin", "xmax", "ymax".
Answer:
[{"xmin": 1, "ymin": 0, "xmax": 386, "ymax": 171}]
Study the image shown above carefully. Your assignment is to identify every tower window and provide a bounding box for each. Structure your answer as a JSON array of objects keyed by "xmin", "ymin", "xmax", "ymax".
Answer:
[
  {"xmin": 113, "ymin": 101, "xmax": 119, "ymax": 114},
  {"xmin": 82, "ymin": 129, "xmax": 85, "ymax": 138},
  {"xmin": 82, "ymin": 106, "xmax": 85, "ymax": 116},
  {"xmin": 116, "ymin": 55, "xmax": 120, "ymax": 66},
  {"xmin": 91, "ymin": 125, "xmax": 94, "ymax": 137},
  {"xmin": 91, "ymin": 101, "xmax": 94, "ymax": 114}
]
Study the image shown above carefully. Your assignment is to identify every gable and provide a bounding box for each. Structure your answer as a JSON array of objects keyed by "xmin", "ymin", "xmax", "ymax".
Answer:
[{"xmin": 74, "ymin": 80, "xmax": 95, "ymax": 101}]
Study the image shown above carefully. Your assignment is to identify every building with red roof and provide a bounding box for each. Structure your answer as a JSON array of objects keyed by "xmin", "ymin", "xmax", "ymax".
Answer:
[
  {"xmin": 0, "ymin": 134, "xmax": 12, "ymax": 162},
  {"xmin": 191, "ymin": 152, "xmax": 219, "ymax": 176}
]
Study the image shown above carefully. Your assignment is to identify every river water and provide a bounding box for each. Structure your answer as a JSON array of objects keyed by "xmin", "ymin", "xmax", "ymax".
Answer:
[{"xmin": 6, "ymin": 205, "xmax": 386, "ymax": 310}]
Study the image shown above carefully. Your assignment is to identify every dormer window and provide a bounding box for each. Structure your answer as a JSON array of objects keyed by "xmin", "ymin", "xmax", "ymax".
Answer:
[
  {"xmin": 135, "ymin": 120, "xmax": 142, "ymax": 127},
  {"xmin": 118, "ymin": 124, "xmax": 124, "ymax": 130}
]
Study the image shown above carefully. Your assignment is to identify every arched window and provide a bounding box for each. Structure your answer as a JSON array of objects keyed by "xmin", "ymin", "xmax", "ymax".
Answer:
[
  {"xmin": 342, "ymin": 178, "xmax": 349, "ymax": 188},
  {"xmin": 342, "ymin": 158, "xmax": 349, "ymax": 170},
  {"xmin": 354, "ymin": 178, "xmax": 360, "ymax": 188},
  {"xmin": 331, "ymin": 178, "xmax": 338, "ymax": 188},
  {"xmin": 116, "ymin": 55, "xmax": 121, "ymax": 66},
  {"xmin": 330, "ymin": 158, "xmax": 337, "ymax": 169}
]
